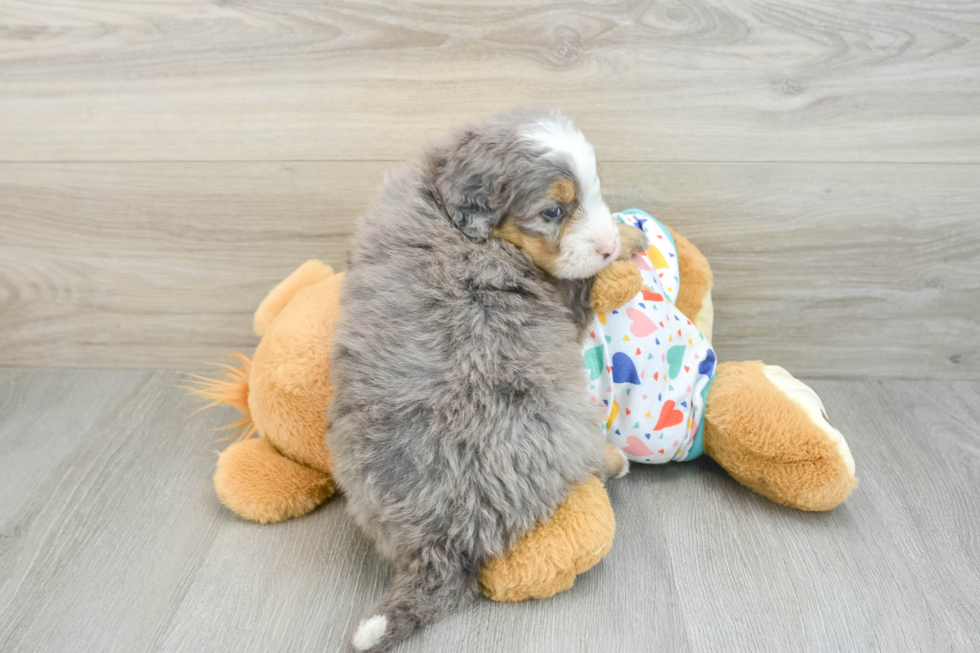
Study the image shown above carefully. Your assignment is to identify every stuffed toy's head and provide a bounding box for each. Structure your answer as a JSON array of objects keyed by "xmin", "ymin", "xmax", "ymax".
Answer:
[{"xmin": 188, "ymin": 260, "xmax": 342, "ymax": 522}]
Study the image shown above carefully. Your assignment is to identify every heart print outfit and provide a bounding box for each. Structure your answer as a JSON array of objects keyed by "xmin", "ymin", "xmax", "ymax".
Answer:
[{"xmin": 583, "ymin": 210, "xmax": 716, "ymax": 463}]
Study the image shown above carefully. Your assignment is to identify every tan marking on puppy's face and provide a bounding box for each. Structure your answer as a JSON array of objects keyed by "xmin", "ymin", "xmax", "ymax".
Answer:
[
  {"xmin": 493, "ymin": 177, "xmax": 586, "ymax": 276},
  {"xmin": 486, "ymin": 117, "xmax": 620, "ymax": 278},
  {"xmin": 492, "ymin": 219, "xmax": 562, "ymax": 275},
  {"xmin": 548, "ymin": 178, "xmax": 575, "ymax": 204},
  {"xmin": 557, "ymin": 208, "xmax": 581, "ymax": 241}
]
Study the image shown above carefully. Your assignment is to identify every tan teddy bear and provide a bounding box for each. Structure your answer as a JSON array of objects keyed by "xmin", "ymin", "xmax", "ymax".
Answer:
[{"xmin": 189, "ymin": 223, "xmax": 855, "ymax": 603}]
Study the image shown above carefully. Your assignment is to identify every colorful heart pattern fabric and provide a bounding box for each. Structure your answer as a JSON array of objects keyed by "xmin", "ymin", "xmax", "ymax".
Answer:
[{"xmin": 584, "ymin": 210, "xmax": 716, "ymax": 463}]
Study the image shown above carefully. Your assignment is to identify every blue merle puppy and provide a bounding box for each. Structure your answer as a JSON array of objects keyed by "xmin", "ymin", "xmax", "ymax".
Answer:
[{"xmin": 329, "ymin": 109, "xmax": 643, "ymax": 652}]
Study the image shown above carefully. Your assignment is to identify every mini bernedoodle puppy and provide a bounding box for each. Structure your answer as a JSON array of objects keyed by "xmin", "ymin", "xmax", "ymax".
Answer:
[{"xmin": 328, "ymin": 109, "xmax": 647, "ymax": 652}]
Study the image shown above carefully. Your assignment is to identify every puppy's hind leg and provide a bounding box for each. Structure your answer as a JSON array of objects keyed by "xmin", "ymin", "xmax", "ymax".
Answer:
[{"xmin": 597, "ymin": 442, "xmax": 629, "ymax": 481}]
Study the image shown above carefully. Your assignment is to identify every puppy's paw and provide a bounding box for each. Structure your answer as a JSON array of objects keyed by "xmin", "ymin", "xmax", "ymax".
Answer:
[
  {"xmin": 601, "ymin": 442, "xmax": 630, "ymax": 481},
  {"xmin": 613, "ymin": 449, "xmax": 630, "ymax": 479},
  {"xmin": 616, "ymin": 223, "xmax": 648, "ymax": 260}
]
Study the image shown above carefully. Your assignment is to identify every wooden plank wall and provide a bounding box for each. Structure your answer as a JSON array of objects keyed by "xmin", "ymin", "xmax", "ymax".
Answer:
[{"xmin": 1, "ymin": 0, "xmax": 978, "ymax": 377}]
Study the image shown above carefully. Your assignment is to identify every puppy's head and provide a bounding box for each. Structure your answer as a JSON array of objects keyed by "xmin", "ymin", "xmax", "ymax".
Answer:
[{"xmin": 431, "ymin": 109, "xmax": 620, "ymax": 279}]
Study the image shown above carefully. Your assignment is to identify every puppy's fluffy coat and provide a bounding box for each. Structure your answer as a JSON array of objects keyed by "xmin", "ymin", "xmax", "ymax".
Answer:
[{"xmin": 329, "ymin": 109, "xmax": 627, "ymax": 652}]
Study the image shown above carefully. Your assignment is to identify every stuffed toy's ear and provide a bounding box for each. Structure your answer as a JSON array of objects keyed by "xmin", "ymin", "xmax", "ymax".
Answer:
[{"xmin": 253, "ymin": 260, "xmax": 334, "ymax": 336}]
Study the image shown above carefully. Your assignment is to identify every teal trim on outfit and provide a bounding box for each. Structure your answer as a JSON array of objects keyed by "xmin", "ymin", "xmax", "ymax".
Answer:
[{"xmin": 683, "ymin": 375, "xmax": 714, "ymax": 461}]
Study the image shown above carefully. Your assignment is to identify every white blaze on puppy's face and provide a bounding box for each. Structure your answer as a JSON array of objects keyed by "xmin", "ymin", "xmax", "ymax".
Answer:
[{"xmin": 524, "ymin": 119, "xmax": 621, "ymax": 279}]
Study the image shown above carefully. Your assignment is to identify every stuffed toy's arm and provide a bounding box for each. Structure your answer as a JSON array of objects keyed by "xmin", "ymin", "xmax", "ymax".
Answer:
[
  {"xmin": 589, "ymin": 223, "xmax": 715, "ymax": 341},
  {"xmin": 588, "ymin": 223, "xmax": 648, "ymax": 313},
  {"xmin": 667, "ymin": 227, "xmax": 714, "ymax": 340}
]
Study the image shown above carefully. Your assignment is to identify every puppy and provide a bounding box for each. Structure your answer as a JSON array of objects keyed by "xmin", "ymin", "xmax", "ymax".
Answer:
[{"xmin": 329, "ymin": 109, "xmax": 638, "ymax": 652}]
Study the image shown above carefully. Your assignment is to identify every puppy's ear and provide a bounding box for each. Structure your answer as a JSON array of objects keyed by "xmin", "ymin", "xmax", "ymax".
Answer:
[{"xmin": 433, "ymin": 131, "xmax": 508, "ymax": 241}]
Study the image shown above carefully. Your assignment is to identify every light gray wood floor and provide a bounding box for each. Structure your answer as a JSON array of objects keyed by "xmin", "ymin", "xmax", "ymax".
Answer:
[{"xmin": 1, "ymin": 368, "xmax": 977, "ymax": 652}]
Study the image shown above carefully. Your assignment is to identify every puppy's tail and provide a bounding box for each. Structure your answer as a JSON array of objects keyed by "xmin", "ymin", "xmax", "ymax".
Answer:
[{"xmin": 351, "ymin": 564, "xmax": 475, "ymax": 652}]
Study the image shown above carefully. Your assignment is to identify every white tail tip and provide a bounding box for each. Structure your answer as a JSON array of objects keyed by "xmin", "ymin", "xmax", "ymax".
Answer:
[{"xmin": 352, "ymin": 615, "xmax": 388, "ymax": 651}]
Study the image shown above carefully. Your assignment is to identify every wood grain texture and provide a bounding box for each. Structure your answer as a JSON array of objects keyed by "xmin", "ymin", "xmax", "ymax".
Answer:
[
  {"xmin": 1, "ymin": 369, "xmax": 978, "ymax": 652},
  {"xmin": 2, "ymin": 161, "xmax": 977, "ymax": 377},
  {"xmin": 0, "ymin": 161, "xmax": 380, "ymax": 369},
  {"xmin": 1, "ymin": 0, "xmax": 979, "ymax": 162}
]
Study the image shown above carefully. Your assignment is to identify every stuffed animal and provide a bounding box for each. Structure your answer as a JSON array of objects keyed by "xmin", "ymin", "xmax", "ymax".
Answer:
[{"xmin": 189, "ymin": 214, "xmax": 855, "ymax": 603}]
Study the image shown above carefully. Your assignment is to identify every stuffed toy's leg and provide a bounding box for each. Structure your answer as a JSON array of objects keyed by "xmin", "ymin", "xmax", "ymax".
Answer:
[
  {"xmin": 659, "ymin": 226, "xmax": 855, "ymax": 509},
  {"xmin": 703, "ymin": 361, "xmax": 856, "ymax": 511},
  {"xmin": 479, "ymin": 475, "xmax": 615, "ymax": 602},
  {"xmin": 215, "ymin": 436, "xmax": 335, "ymax": 524}
]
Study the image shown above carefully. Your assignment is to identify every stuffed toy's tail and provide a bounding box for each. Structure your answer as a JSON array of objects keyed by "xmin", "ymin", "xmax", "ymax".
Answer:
[
  {"xmin": 352, "ymin": 565, "xmax": 475, "ymax": 652},
  {"xmin": 183, "ymin": 351, "xmax": 256, "ymax": 440},
  {"xmin": 185, "ymin": 351, "xmax": 335, "ymax": 523}
]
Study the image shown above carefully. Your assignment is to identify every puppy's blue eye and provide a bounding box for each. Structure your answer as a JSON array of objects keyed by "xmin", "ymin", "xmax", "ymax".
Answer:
[{"xmin": 542, "ymin": 207, "xmax": 563, "ymax": 221}]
